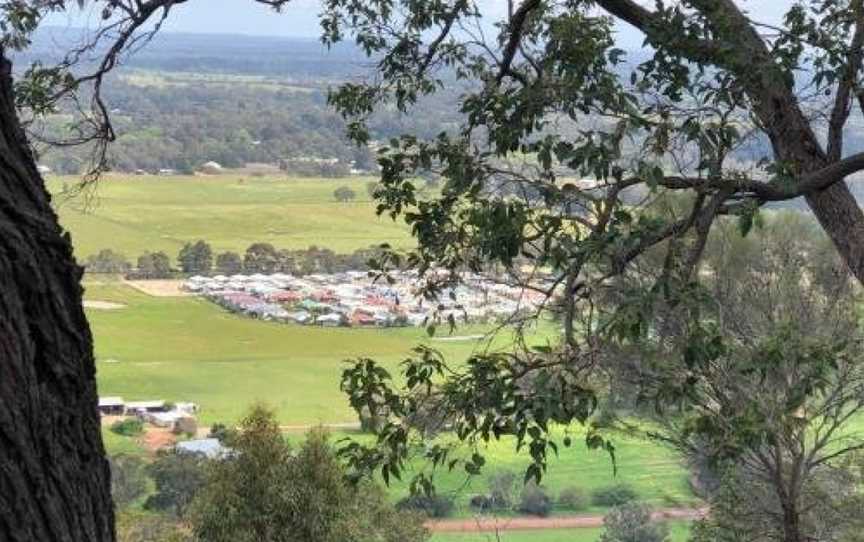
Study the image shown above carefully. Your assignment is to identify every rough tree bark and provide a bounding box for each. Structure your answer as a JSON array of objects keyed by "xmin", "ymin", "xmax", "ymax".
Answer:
[{"xmin": 0, "ymin": 51, "xmax": 114, "ymax": 541}]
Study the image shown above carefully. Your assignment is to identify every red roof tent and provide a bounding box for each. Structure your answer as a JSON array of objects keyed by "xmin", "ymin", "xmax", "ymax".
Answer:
[
  {"xmin": 364, "ymin": 295, "xmax": 393, "ymax": 306},
  {"xmin": 350, "ymin": 309, "xmax": 376, "ymax": 326},
  {"xmin": 267, "ymin": 291, "xmax": 302, "ymax": 303},
  {"xmin": 311, "ymin": 290, "xmax": 338, "ymax": 303}
]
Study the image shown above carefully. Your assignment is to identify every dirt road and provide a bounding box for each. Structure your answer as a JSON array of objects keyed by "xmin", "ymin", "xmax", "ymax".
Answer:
[{"xmin": 426, "ymin": 508, "xmax": 706, "ymax": 532}]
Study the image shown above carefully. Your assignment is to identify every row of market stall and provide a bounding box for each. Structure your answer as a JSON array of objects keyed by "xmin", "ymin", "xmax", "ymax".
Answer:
[{"xmin": 183, "ymin": 271, "xmax": 545, "ymax": 327}]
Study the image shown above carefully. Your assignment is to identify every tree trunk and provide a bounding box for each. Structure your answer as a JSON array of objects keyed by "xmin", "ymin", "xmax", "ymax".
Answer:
[
  {"xmin": 781, "ymin": 499, "xmax": 803, "ymax": 542},
  {"xmin": 805, "ymin": 183, "xmax": 864, "ymax": 284},
  {"xmin": 0, "ymin": 53, "xmax": 115, "ymax": 541}
]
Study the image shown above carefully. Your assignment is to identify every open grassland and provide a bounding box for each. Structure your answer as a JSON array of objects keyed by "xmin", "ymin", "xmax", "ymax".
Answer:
[
  {"xmin": 86, "ymin": 281, "xmax": 499, "ymax": 425},
  {"xmin": 430, "ymin": 521, "xmax": 691, "ymax": 542},
  {"xmin": 48, "ymin": 175, "xmax": 413, "ymax": 259}
]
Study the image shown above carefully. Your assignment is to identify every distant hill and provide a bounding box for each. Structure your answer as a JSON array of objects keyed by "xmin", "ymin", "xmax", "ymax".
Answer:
[{"xmin": 18, "ymin": 28, "xmax": 368, "ymax": 79}]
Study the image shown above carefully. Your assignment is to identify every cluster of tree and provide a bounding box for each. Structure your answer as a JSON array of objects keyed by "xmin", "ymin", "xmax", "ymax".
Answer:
[
  {"xmin": 111, "ymin": 406, "xmax": 428, "ymax": 542},
  {"xmin": 130, "ymin": 252, "xmax": 173, "ymax": 279},
  {"xmin": 239, "ymin": 242, "xmax": 386, "ymax": 275},
  {"xmin": 463, "ymin": 471, "xmax": 634, "ymax": 518},
  {"xmin": 84, "ymin": 239, "xmax": 386, "ymax": 278},
  {"xmin": 33, "ymin": 71, "xmax": 463, "ymax": 176},
  {"xmin": 35, "ymin": 78, "xmax": 377, "ymax": 175}
]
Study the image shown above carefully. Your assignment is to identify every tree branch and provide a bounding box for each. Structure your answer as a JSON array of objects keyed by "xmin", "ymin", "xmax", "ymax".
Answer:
[
  {"xmin": 827, "ymin": 0, "xmax": 864, "ymax": 162},
  {"xmin": 494, "ymin": 0, "xmax": 541, "ymax": 85}
]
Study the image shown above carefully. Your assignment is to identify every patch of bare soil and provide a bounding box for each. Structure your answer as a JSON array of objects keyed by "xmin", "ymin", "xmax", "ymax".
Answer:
[
  {"xmin": 141, "ymin": 427, "xmax": 177, "ymax": 453},
  {"xmin": 123, "ymin": 279, "xmax": 193, "ymax": 297},
  {"xmin": 426, "ymin": 508, "xmax": 707, "ymax": 532}
]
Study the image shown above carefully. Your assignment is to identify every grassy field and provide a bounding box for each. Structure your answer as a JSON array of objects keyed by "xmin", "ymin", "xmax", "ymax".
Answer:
[
  {"xmin": 67, "ymin": 173, "xmax": 697, "ymax": 531},
  {"xmin": 49, "ymin": 175, "xmax": 413, "ymax": 259},
  {"xmin": 87, "ymin": 281, "xmax": 695, "ymax": 515},
  {"xmin": 384, "ymin": 428, "xmax": 695, "ymax": 516},
  {"xmin": 86, "ymin": 280, "xmax": 498, "ymax": 425},
  {"xmin": 429, "ymin": 521, "xmax": 691, "ymax": 542}
]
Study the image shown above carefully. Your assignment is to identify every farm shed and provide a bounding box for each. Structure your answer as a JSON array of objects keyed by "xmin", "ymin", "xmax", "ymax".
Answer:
[
  {"xmin": 126, "ymin": 400, "xmax": 167, "ymax": 414},
  {"xmin": 175, "ymin": 438, "xmax": 229, "ymax": 459},
  {"xmin": 98, "ymin": 396, "xmax": 125, "ymax": 416}
]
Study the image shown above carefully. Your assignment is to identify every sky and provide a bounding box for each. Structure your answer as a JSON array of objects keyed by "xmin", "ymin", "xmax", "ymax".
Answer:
[{"xmin": 46, "ymin": 0, "xmax": 792, "ymax": 49}]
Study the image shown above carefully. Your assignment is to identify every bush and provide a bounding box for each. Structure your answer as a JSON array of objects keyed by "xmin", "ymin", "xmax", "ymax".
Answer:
[
  {"xmin": 111, "ymin": 418, "xmax": 144, "ymax": 437},
  {"xmin": 172, "ymin": 416, "xmax": 197, "ymax": 436},
  {"xmin": 487, "ymin": 470, "xmax": 517, "ymax": 510},
  {"xmin": 558, "ymin": 486, "xmax": 589, "ymax": 511},
  {"xmin": 109, "ymin": 455, "xmax": 148, "ymax": 509},
  {"xmin": 518, "ymin": 482, "xmax": 552, "ymax": 517},
  {"xmin": 592, "ymin": 483, "xmax": 638, "ymax": 507},
  {"xmin": 469, "ymin": 495, "xmax": 493, "ymax": 512},
  {"xmin": 207, "ymin": 422, "xmax": 235, "ymax": 443},
  {"xmin": 396, "ymin": 494, "xmax": 454, "ymax": 518},
  {"xmin": 333, "ymin": 186, "xmax": 357, "ymax": 202},
  {"xmin": 599, "ymin": 503, "xmax": 669, "ymax": 542},
  {"xmin": 145, "ymin": 451, "xmax": 208, "ymax": 517}
]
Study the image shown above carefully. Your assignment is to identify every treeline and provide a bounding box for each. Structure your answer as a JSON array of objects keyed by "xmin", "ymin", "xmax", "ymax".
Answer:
[
  {"xmin": 40, "ymin": 79, "xmax": 372, "ymax": 175},
  {"xmin": 85, "ymin": 240, "xmax": 386, "ymax": 278},
  {"xmin": 38, "ymin": 75, "xmax": 461, "ymax": 176}
]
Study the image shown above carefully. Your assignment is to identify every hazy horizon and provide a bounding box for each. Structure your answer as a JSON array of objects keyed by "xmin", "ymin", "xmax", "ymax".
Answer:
[{"xmin": 44, "ymin": 0, "xmax": 792, "ymax": 50}]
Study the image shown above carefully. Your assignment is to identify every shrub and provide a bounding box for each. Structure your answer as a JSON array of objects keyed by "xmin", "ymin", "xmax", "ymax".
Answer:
[
  {"xmin": 396, "ymin": 494, "xmax": 454, "ymax": 518},
  {"xmin": 145, "ymin": 451, "xmax": 208, "ymax": 517},
  {"xmin": 599, "ymin": 503, "xmax": 669, "ymax": 542},
  {"xmin": 109, "ymin": 455, "xmax": 148, "ymax": 509},
  {"xmin": 518, "ymin": 482, "xmax": 552, "ymax": 517},
  {"xmin": 558, "ymin": 486, "xmax": 589, "ymax": 511},
  {"xmin": 487, "ymin": 470, "xmax": 517, "ymax": 510},
  {"xmin": 333, "ymin": 186, "xmax": 356, "ymax": 202},
  {"xmin": 469, "ymin": 495, "xmax": 493, "ymax": 512},
  {"xmin": 592, "ymin": 483, "xmax": 638, "ymax": 507},
  {"xmin": 207, "ymin": 422, "xmax": 234, "ymax": 443},
  {"xmin": 172, "ymin": 416, "xmax": 197, "ymax": 436},
  {"xmin": 111, "ymin": 418, "xmax": 144, "ymax": 437}
]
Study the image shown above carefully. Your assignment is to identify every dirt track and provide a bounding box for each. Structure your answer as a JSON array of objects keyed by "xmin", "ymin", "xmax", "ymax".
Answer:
[
  {"xmin": 426, "ymin": 508, "xmax": 706, "ymax": 532},
  {"xmin": 123, "ymin": 279, "xmax": 192, "ymax": 297},
  {"xmin": 83, "ymin": 300, "xmax": 126, "ymax": 310}
]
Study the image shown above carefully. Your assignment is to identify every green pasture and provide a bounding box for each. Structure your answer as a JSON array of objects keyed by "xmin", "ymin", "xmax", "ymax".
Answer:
[
  {"xmin": 430, "ymin": 521, "xmax": 691, "ymax": 542},
  {"xmin": 87, "ymin": 282, "xmax": 694, "ymax": 512},
  {"xmin": 49, "ymin": 175, "xmax": 412, "ymax": 259},
  {"xmin": 381, "ymin": 427, "xmax": 695, "ymax": 516},
  {"xmin": 86, "ymin": 281, "xmax": 516, "ymax": 425}
]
